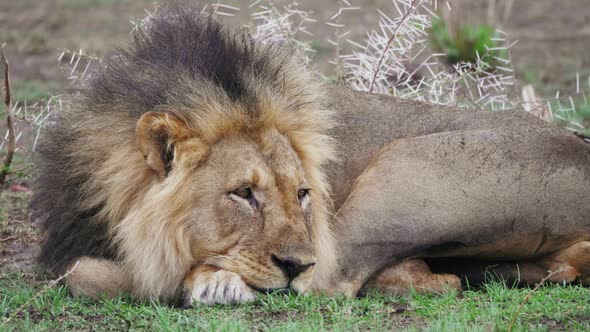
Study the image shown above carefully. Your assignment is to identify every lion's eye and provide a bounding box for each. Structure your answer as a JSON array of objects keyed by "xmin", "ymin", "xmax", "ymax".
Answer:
[
  {"xmin": 297, "ymin": 188, "xmax": 309, "ymax": 201},
  {"xmin": 232, "ymin": 187, "xmax": 253, "ymax": 200}
]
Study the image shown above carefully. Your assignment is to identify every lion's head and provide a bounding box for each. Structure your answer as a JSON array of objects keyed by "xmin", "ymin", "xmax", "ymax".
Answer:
[
  {"xmin": 121, "ymin": 99, "xmax": 336, "ymax": 298},
  {"xmin": 37, "ymin": 6, "xmax": 335, "ymax": 300},
  {"xmin": 110, "ymin": 88, "xmax": 338, "ymax": 300}
]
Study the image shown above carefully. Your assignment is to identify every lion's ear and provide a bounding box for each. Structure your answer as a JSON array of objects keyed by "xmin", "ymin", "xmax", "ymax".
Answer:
[{"xmin": 136, "ymin": 111, "xmax": 192, "ymax": 179}]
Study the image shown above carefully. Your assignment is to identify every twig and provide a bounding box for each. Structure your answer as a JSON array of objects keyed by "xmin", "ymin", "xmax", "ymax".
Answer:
[
  {"xmin": 506, "ymin": 267, "xmax": 570, "ymax": 332},
  {"xmin": 0, "ymin": 44, "xmax": 14, "ymax": 194},
  {"xmin": 4, "ymin": 261, "xmax": 80, "ymax": 324},
  {"xmin": 0, "ymin": 235, "xmax": 16, "ymax": 242},
  {"xmin": 368, "ymin": 0, "xmax": 420, "ymax": 93},
  {"xmin": 0, "ymin": 136, "xmax": 27, "ymax": 151}
]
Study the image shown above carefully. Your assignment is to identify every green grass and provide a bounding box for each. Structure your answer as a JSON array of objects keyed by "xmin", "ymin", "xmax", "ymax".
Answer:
[
  {"xmin": 552, "ymin": 97, "xmax": 590, "ymax": 136},
  {"xmin": 1, "ymin": 269, "xmax": 589, "ymax": 331},
  {"xmin": 429, "ymin": 18, "xmax": 507, "ymax": 69},
  {"xmin": 11, "ymin": 80, "xmax": 59, "ymax": 104}
]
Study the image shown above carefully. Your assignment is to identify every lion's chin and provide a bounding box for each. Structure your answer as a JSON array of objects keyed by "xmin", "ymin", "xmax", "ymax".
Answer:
[
  {"xmin": 248, "ymin": 285, "xmax": 291, "ymax": 294},
  {"xmin": 290, "ymin": 278, "xmax": 312, "ymax": 294},
  {"xmin": 245, "ymin": 278, "xmax": 311, "ymax": 295},
  {"xmin": 236, "ymin": 267, "xmax": 314, "ymax": 295}
]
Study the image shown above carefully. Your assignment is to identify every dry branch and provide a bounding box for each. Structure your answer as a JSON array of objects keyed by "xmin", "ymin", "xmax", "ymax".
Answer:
[
  {"xmin": 506, "ymin": 267, "xmax": 571, "ymax": 332},
  {"xmin": 0, "ymin": 43, "xmax": 14, "ymax": 193},
  {"xmin": 368, "ymin": 0, "xmax": 419, "ymax": 93},
  {"xmin": 4, "ymin": 261, "xmax": 80, "ymax": 324}
]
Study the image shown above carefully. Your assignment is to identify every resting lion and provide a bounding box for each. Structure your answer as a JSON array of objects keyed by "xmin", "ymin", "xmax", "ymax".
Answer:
[{"xmin": 32, "ymin": 6, "xmax": 590, "ymax": 305}]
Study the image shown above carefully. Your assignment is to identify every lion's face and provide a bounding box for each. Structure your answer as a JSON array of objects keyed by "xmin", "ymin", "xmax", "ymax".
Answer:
[
  {"xmin": 131, "ymin": 102, "xmax": 335, "ymax": 299},
  {"xmin": 177, "ymin": 129, "xmax": 317, "ymax": 293}
]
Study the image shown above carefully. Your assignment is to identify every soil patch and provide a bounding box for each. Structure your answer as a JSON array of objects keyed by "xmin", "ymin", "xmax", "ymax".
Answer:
[{"xmin": 0, "ymin": 191, "xmax": 39, "ymax": 272}]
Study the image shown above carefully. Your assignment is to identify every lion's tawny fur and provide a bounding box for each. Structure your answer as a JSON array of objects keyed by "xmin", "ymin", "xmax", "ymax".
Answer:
[{"xmin": 32, "ymin": 5, "xmax": 337, "ymax": 300}]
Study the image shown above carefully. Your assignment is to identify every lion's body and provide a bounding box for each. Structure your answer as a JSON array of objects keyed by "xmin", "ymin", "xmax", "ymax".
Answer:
[
  {"xmin": 317, "ymin": 86, "xmax": 590, "ymax": 295},
  {"xmin": 32, "ymin": 6, "xmax": 590, "ymax": 303},
  {"xmin": 323, "ymin": 85, "xmax": 550, "ymax": 209}
]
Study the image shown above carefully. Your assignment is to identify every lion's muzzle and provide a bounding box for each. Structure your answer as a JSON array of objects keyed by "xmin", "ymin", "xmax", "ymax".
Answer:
[{"xmin": 271, "ymin": 254, "xmax": 315, "ymax": 281}]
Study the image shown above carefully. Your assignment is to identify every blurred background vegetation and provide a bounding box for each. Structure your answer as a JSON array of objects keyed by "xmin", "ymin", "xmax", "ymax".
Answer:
[{"xmin": 0, "ymin": 0, "xmax": 589, "ymax": 100}]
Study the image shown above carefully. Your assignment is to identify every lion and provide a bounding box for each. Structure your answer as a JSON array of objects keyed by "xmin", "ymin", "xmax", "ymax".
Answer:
[
  {"xmin": 32, "ymin": 5, "xmax": 336, "ymax": 305},
  {"xmin": 32, "ymin": 5, "xmax": 590, "ymax": 305}
]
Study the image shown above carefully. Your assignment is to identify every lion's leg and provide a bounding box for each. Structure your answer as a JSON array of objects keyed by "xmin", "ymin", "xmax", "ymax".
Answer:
[
  {"xmin": 536, "ymin": 241, "xmax": 590, "ymax": 285},
  {"xmin": 66, "ymin": 257, "xmax": 133, "ymax": 299},
  {"xmin": 425, "ymin": 242, "xmax": 590, "ymax": 287},
  {"xmin": 427, "ymin": 258, "xmax": 549, "ymax": 286},
  {"xmin": 182, "ymin": 265, "xmax": 257, "ymax": 306},
  {"xmin": 461, "ymin": 241, "xmax": 590, "ymax": 286},
  {"xmin": 362, "ymin": 259, "xmax": 461, "ymax": 296}
]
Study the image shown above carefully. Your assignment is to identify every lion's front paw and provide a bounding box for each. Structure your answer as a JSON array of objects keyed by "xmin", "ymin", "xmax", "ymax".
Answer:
[{"xmin": 184, "ymin": 267, "xmax": 257, "ymax": 306}]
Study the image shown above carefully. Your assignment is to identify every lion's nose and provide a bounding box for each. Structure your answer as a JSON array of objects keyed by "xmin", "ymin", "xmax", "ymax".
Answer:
[{"xmin": 271, "ymin": 255, "xmax": 315, "ymax": 280}]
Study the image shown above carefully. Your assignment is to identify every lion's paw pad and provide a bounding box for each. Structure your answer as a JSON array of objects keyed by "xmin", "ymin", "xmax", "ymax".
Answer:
[{"xmin": 186, "ymin": 270, "xmax": 257, "ymax": 306}]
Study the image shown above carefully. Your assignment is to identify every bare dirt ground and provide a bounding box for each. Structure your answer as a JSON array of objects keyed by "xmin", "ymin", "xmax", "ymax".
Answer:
[
  {"xmin": 0, "ymin": 192, "xmax": 37, "ymax": 271},
  {"xmin": 0, "ymin": 0, "xmax": 589, "ymax": 271}
]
